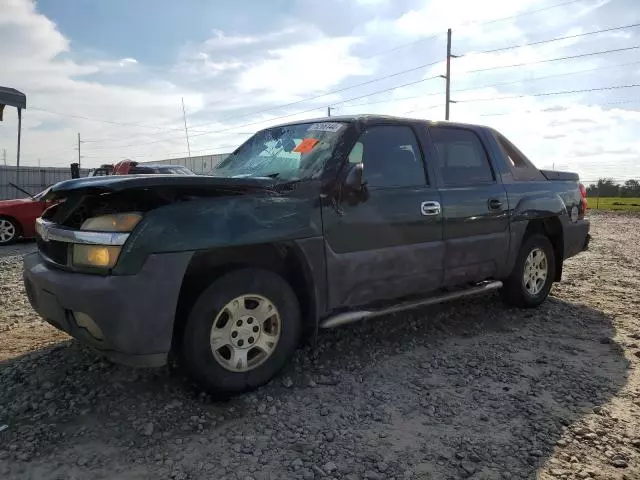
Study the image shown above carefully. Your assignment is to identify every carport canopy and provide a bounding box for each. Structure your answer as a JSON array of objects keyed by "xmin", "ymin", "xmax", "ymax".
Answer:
[
  {"xmin": 0, "ymin": 86, "xmax": 27, "ymax": 121},
  {"xmin": 0, "ymin": 86, "xmax": 27, "ymax": 171}
]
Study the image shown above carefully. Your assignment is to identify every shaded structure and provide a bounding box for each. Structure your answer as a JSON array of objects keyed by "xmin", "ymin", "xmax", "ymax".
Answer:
[{"xmin": 0, "ymin": 86, "xmax": 27, "ymax": 174}]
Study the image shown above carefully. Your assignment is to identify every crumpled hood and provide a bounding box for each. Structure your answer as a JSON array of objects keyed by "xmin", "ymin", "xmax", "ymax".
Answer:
[{"xmin": 45, "ymin": 174, "xmax": 279, "ymax": 200}]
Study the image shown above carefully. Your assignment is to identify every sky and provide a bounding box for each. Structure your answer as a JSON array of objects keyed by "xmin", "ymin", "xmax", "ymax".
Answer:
[{"xmin": 0, "ymin": 0, "xmax": 639, "ymax": 183}]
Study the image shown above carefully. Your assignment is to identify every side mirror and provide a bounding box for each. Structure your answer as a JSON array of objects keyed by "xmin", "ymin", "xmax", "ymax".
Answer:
[
  {"xmin": 344, "ymin": 162, "xmax": 364, "ymax": 191},
  {"xmin": 343, "ymin": 163, "xmax": 368, "ymax": 204}
]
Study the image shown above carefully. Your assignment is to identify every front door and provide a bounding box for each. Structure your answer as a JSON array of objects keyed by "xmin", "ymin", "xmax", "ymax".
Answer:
[
  {"xmin": 427, "ymin": 126, "xmax": 510, "ymax": 286},
  {"xmin": 322, "ymin": 124, "xmax": 444, "ymax": 309}
]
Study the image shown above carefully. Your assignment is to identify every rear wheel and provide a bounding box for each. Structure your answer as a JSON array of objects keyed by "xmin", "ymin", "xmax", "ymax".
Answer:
[
  {"xmin": 0, "ymin": 217, "xmax": 19, "ymax": 245},
  {"xmin": 501, "ymin": 233, "xmax": 556, "ymax": 308},
  {"xmin": 180, "ymin": 268, "xmax": 301, "ymax": 396}
]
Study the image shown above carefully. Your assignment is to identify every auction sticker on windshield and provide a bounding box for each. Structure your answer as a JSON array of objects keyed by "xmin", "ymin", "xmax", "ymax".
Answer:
[
  {"xmin": 293, "ymin": 138, "xmax": 319, "ymax": 153},
  {"xmin": 307, "ymin": 122, "xmax": 344, "ymax": 133}
]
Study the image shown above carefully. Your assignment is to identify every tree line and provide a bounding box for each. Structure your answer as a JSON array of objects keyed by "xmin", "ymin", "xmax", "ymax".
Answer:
[{"xmin": 585, "ymin": 179, "xmax": 640, "ymax": 197}]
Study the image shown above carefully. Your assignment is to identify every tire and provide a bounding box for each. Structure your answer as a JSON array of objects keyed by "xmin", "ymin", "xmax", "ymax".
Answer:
[
  {"xmin": 180, "ymin": 268, "xmax": 301, "ymax": 396},
  {"xmin": 501, "ymin": 233, "xmax": 556, "ymax": 308},
  {"xmin": 0, "ymin": 217, "xmax": 20, "ymax": 245}
]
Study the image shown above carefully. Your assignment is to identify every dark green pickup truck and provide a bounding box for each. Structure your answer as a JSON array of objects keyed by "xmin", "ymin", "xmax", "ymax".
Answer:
[{"xmin": 23, "ymin": 115, "xmax": 590, "ymax": 395}]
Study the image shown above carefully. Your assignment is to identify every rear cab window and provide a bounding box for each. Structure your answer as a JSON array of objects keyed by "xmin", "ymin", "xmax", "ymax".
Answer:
[{"xmin": 428, "ymin": 127, "xmax": 494, "ymax": 186}]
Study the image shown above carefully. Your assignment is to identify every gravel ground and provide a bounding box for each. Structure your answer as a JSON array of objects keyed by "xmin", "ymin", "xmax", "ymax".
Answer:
[{"xmin": 1, "ymin": 211, "xmax": 639, "ymax": 480}]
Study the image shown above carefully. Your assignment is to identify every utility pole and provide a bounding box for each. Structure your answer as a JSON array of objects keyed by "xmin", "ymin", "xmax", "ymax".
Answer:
[
  {"xmin": 327, "ymin": 106, "xmax": 333, "ymax": 117},
  {"xmin": 16, "ymin": 107, "xmax": 22, "ymax": 184},
  {"xmin": 2, "ymin": 149, "xmax": 6, "ymax": 166},
  {"xmin": 442, "ymin": 28, "xmax": 460, "ymax": 121},
  {"xmin": 181, "ymin": 97, "xmax": 192, "ymax": 159},
  {"xmin": 77, "ymin": 132, "xmax": 81, "ymax": 169},
  {"xmin": 445, "ymin": 28, "xmax": 452, "ymax": 121}
]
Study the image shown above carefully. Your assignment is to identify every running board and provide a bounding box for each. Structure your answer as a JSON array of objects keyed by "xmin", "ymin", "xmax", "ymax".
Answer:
[{"xmin": 319, "ymin": 280, "xmax": 503, "ymax": 329}]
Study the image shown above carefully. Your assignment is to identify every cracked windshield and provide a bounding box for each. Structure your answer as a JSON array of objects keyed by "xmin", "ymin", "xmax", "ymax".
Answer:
[
  {"xmin": 214, "ymin": 122, "xmax": 346, "ymax": 180},
  {"xmin": 1, "ymin": 0, "xmax": 639, "ymax": 479}
]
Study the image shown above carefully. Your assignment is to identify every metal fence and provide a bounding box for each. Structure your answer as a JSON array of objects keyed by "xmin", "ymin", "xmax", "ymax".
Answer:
[
  {"xmin": 0, "ymin": 153, "xmax": 230, "ymax": 201},
  {"xmin": 0, "ymin": 165, "xmax": 91, "ymax": 200},
  {"xmin": 140, "ymin": 153, "xmax": 229, "ymax": 174}
]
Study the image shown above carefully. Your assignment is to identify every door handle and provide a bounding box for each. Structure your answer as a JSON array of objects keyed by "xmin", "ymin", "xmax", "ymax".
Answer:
[
  {"xmin": 421, "ymin": 201, "xmax": 441, "ymax": 216},
  {"xmin": 488, "ymin": 198, "xmax": 503, "ymax": 210}
]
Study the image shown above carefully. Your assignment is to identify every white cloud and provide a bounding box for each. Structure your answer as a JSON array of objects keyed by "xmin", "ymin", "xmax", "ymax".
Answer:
[
  {"xmin": 366, "ymin": 0, "xmax": 539, "ymax": 41},
  {"xmin": 201, "ymin": 28, "xmax": 298, "ymax": 51},
  {"xmin": 238, "ymin": 36, "xmax": 372, "ymax": 98}
]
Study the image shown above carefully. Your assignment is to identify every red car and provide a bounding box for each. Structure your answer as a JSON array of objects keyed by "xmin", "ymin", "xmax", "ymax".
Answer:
[{"xmin": 0, "ymin": 184, "xmax": 53, "ymax": 245}]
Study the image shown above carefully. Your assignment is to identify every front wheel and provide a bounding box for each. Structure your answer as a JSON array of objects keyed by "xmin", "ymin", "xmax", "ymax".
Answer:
[
  {"xmin": 0, "ymin": 217, "xmax": 19, "ymax": 245},
  {"xmin": 501, "ymin": 233, "xmax": 556, "ymax": 308},
  {"xmin": 180, "ymin": 268, "xmax": 301, "ymax": 396}
]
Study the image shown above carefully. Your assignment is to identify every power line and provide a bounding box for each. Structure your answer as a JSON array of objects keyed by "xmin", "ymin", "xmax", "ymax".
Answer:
[
  {"xmin": 464, "ymin": 0, "xmax": 585, "ymax": 28},
  {"xmin": 75, "ymin": 58, "xmax": 443, "ymax": 149},
  {"xmin": 339, "ymin": 60, "xmax": 640, "ymax": 109},
  {"xmin": 83, "ymin": 48, "xmax": 640, "ymax": 153},
  {"xmin": 402, "ymin": 103, "xmax": 445, "ymax": 115},
  {"xmin": 478, "ymin": 99, "xmax": 640, "ymax": 116},
  {"xmin": 29, "ymin": 106, "xmax": 256, "ymax": 140},
  {"xmin": 82, "ymin": 130, "xmax": 257, "ymax": 145},
  {"xmin": 471, "ymin": 22, "xmax": 640, "ymax": 55},
  {"xmin": 84, "ymin": 75, "xmax": 445, "ymax": 151},
  {"xmin": 174, "ymin": 60, "xmax": 444, "ymax": 129},
  {"xmin": 459, "ymin": 45, "xmax": 640, "ymax": 75},
  {"xmin": 361, "ymin": 0, "xmax": 586, "ymax": 59},
  {"xmin": 186, "ymin": 47, "xmax": 640, "ymax": 136},
  {"xmin": 455, "ymin": 84, "xmax": 640, "ymax": 103},
  {"xmin": 29, "ymin": 107, "xmax": 185, "ymax": 131}
]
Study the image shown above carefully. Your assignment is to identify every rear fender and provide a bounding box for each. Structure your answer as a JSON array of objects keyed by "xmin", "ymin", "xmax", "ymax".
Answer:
[{"xmin": 502, "ymin": 194, "xmax": 569, "ymax": 279}]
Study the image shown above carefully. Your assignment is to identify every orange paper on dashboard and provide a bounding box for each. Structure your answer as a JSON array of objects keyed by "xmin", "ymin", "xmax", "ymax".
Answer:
[{"xmin": 293, "ymin": 138, "xmax": 319, "ymax": 153}]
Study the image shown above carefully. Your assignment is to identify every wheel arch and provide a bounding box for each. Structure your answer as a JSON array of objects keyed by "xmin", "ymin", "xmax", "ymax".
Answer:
[{"xmin": 171, "ymin": 241, "xmax": 319, "ymax": 351}]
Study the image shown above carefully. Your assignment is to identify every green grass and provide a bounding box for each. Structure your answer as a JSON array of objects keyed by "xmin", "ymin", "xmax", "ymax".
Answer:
[{"xmin": 588, "ymin": 197, "xmax": 640, "ymax": 212}]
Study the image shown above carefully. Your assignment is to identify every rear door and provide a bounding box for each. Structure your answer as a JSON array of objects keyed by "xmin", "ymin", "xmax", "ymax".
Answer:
[
  {"xmin": 426, "ymin": 126, "xmax": 509, "ymax": 286},
  {"xmin": 322, "ymin": 124, "xmax": 444, "ymax": 308}
]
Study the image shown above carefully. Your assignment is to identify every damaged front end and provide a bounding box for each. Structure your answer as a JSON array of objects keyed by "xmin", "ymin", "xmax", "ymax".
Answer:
[
  {"xmin": 34, "ymin": 174, "xmax": 321, "ymax": 275},
  {"xmin": 23, "ymin": 174, "xmax": 320, "ymax": 366}
]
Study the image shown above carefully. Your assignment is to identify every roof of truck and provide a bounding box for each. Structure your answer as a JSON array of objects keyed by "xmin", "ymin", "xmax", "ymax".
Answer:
[{"xmin": 274, "ymin": 114, "xmax": 492, "ymax": 132}]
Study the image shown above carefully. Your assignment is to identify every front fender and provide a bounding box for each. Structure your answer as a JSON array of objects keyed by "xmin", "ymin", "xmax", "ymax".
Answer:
[{"xmin": 114, "ymin": 194, "xmax": 322, "ymax": 274}]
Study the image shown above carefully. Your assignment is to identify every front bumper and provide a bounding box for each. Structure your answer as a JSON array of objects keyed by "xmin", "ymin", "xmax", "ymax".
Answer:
[{"xmin": 23, "ymin": 251, "xmax": 193, "ymax": 367}]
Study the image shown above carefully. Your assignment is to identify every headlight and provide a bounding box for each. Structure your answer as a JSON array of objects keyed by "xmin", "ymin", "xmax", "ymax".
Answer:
[
  {"xmin": 80, "ymin": 212, "xmax": 143, "ymax": 232},
  {"xmin": 73, "ymin": 245, "xmax": 122, "ymax": 269},
  {"xmin": 72, "ymin": 212, "xmax": 142, "ymax": 269}
]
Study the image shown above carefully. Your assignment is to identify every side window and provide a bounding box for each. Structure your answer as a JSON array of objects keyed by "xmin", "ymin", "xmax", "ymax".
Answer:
[
  {"xmin": 496, "ymin": 134, "xmax": 527, "ymax": 167},
  {"xmin": 348, "ymin": 141, "xmax": 363, "ymax": 164},
  {"xmin": 347, "ymin": 125, "xmax": 426, "ymax": 188},
  {"xmin": 429, "ymin": 128, "xmax": 494, "ymax": 186}
]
